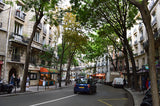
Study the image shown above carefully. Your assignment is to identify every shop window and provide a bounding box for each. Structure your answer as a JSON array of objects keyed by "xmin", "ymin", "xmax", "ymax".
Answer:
[{"xmin": 30, "ymin": 73, "xmax": 37, "ymax": 80}]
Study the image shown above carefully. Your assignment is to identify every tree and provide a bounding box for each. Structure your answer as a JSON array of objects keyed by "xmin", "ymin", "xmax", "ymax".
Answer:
[
  {"xmin": 39, "ymin": 45, "xmax": 57, "ymax": 68},
  {"xmin": 62, "ymin": 12, "xmax": 88, "ymax": 85},
  {"xmin": 128, "ymin": 0, "xmax": 160, "ymax": 105},
  {"xmin": 20, "ymin": 0, "xmax": 59, "ymax": 92},
  {"xmin": 70, "ymin": 0, "xmax": 138, "ymax": 89}
]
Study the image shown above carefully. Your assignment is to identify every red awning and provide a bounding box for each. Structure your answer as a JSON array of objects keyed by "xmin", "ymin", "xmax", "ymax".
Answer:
[
  {"xmin": 92, "ymin": 73, "xmax": 105, "ymax": 77},
  {"xmin": 40, "ymin": 67, "xmax": 49, "ymax": 74}
]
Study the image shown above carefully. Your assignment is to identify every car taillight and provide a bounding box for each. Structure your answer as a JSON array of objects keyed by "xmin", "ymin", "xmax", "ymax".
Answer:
[{"xmin": 88, "ymin": 84, "xmax": 90, "ymax": 88}]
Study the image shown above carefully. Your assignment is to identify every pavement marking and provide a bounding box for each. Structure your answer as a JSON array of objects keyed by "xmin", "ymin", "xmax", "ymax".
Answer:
[
  {"xmin": 98, "ymin": 98, "xmax": 128, "ymax": 106},
  {"xmin": 29, "ymin": 94, "xmax": 76, "ymax": 106}
]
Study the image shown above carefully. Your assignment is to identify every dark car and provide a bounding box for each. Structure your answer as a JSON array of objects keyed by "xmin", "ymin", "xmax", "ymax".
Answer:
[
  {"xmin": 74, "ymin": 78, "xmax": 96, "ymax": 94},
  {"xmin": 0, "ymin": 82, "xmax": 13, "ymax": 94}
]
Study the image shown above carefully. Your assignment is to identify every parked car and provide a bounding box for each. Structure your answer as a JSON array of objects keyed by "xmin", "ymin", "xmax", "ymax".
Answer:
[
  {"xmin": 0, "ymin": 82, "xmax": 14, "ymax": 93},
  {"xmin": 74, "ymin": 78, "xmax": 96, "ymax": 94},
  {"xmin": 112, "ymin": 78, "xmax": 124, "ymax": 88}
]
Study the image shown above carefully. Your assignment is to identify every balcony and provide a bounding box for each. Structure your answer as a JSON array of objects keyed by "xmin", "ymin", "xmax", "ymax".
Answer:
[
  {"xmin": 134, "ymin": 40, "xmax": 138, "ymax": 46},
  {"xmin": 0, "ymin": 0, "xmax": 5, "ymax": 12},
  {"xmin": 151, "ymin": 17, "xmax": 157, "ymax": 26},
  {"xmin": 11, "ymin": 53, "xmax": 20, "ymax": 62},
  {"xmin": 139, "ymin": 36, "xmax": 144, "ymax": 42},
  {"xmin": 15, "ymin": 9, "xmax": 26, "ymax": 21},
  {"xmin": 37, "ymin": 23, "xmax": 42, "ymax": 30},
  {"xmin": 9, "ymin": 33, "xmax": 29, "ymax": 44}
]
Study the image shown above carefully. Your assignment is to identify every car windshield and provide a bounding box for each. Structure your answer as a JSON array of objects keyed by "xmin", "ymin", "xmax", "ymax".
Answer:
[{"xmin": 76, "ymin": 79, "xmax": 93, "ymax": 84}]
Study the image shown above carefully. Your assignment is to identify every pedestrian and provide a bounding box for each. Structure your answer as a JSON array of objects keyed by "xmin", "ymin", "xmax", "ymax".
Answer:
[
  {"xmin": 145, "ymin": 78, "xmax": 149, "ymax": 89},
  {"xmin": 43, "ymin": 77, "xmax": 46, "ymax": 86},
  {"xmin": 17, "ymin": 76, "xmax": 20, "ymax": 88},
  {"xmin": 26, "ymin": 76, "xmax": 30, "ymax": 88},
  {"xmin": 10, "ymin": 73, "xmax": 15, "ymax": 85}
]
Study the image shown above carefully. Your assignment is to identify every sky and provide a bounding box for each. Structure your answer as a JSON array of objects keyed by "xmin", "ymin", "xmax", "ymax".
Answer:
[{"xmin": 59, "ymin": 0, "xmax": 71, "ymax": 9}]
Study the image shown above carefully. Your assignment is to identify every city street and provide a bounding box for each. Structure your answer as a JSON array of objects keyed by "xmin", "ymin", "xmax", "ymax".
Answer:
[{"xmin": 0, "ymin": 84, "xmax": 133, "ymax": 106}]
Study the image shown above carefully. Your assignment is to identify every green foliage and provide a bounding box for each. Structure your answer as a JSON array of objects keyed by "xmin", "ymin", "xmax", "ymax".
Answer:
[
  {"xmin": 39, "ymin": 45, "xmax": 56, "ymax": 67},
  {"xmin": 70, "ymin": 0, "xmax": 138, "ymax": 35}
]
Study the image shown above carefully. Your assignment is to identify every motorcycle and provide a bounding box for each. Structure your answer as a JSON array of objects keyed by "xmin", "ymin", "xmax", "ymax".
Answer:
[
  {"xmin": 0, "ymin": 82, "xmax": 14, "ymax": 94},
  {"xmin": 140, "ymin": 88, "xmax": 160, "ymax": 106}
]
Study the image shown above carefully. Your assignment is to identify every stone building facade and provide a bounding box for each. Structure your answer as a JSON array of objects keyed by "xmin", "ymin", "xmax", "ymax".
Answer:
[{"xmin": 0, "ymin": 0, "xmax": 59, "ymax": 85}]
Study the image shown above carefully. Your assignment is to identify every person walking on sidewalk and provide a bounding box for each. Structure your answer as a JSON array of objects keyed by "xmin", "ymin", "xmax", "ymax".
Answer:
[
  {"xmin": 10, "ymin": 73, "xmax": 15, "ymax": 86},
  {"xmin": 17, "ymin": 76, "xmax": 20, "ymax": 88}
]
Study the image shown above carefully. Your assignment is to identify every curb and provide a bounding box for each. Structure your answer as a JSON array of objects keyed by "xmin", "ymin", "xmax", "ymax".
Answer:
[
  {"xmin": 0, "ymin": 85, "xmax": 73, "ymax": 97},
  {"xmin": 123, "ymin": 88, "xmax": 135, "ymax": 106}
]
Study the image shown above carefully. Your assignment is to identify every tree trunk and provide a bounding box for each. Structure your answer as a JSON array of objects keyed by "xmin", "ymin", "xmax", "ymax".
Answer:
[
  {"xmin": 65, "ymin": 51, "xmax": 75, "ymax": 86},
  {"xmin": 59, "ymin": 47, "xmax": 64, "ymax": 87},
  {"xmin": 128, "ymin": 0, "xmax": 160, "ymax": 105},
  {"xmin": 123, "ymin": 46, "xmax": 131, "ymax": 88},
  {"xmin": 124, "ymin": 37, "xmax": 138, "ymax": 90},
  {"xmin": 21, "ymin": 21, "xmax": 40, "ymax": 92},
  {"xmin": 138, "ymin": 5, "xmax": 160, "ymax": 106}
]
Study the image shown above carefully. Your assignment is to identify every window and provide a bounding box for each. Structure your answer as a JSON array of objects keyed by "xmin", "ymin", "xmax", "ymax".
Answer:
[
  {"xmin": 30, "ymin": 73, "xmax": 37, "ymax": 80},
  {"xmin": 42, "ymin": 36, "xmax": 46, "ymax": 45},
  {"xmin": 14, "ymin": 22, "xmax": 23, "ymax": 35},
  {"xmin": 34, "ymin": 32, "xmax": 40, "ymax": 42}
]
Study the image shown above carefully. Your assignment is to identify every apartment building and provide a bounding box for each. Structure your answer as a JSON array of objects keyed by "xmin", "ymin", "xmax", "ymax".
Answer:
[
  {"xmin": 127, "ymin": 0, "xmax": 160, "ymax": 88},
  {"xmin": 0, "ymin": 0, "xmax": 59, "ymax": 85}
]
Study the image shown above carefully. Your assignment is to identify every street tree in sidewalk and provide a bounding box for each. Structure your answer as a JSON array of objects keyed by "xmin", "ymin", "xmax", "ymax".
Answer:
[
  {"xmin": 19, "ymin": 0, "xmax": 60, "ymax": 92},
  {"xmin": 70, "ymin": 0, "xmax": 138, "ymax": 90},
  {"xmin": 128, "ymin": 0, "xmax": 160, "ymax": 106},
  {"xmin": 62, "ymin": 12, "xmax": 88, "ymax": 86},
  {"xmin": 58, "ymin": 12, "xmax": 88, "ymax": 87}
]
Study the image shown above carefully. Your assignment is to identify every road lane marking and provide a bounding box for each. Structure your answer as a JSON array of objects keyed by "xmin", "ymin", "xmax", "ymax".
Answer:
[
  {"xmin": 98, "ymin": 98, "xmax": 128, "ymax": 106},
  {"xmin": 98, "ymin": 100, "xmax": 112, "ymax": 106},
  {"xmin": 30, "ymin": 94, "xmax": 76, "ymax": 106}
]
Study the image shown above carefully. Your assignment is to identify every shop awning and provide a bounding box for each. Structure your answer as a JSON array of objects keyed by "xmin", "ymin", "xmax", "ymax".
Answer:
[
  {"xmin": 92, "ymin": 73, "xmax": 105, "ymax": 77},
  {"xmin": 40, "ymin": 67, "xmax": 59, "ymax": 74},
  {"xmin": 47, "ymin": 68, "xmax": 59, "ymax": 74},
  {"xmin": 40, "ymin": 67, "xmax": 49, "ymax": 74}
]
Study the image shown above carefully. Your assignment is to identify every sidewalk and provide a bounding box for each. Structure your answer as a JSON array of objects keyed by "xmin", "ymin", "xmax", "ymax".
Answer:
[
  {"xmin": 0, "ymin": 81, "xmax": 73, "ymax": 97},
  {"xmin": 124, "ymin": 88, "xmax": 145, "ymax": 106}
]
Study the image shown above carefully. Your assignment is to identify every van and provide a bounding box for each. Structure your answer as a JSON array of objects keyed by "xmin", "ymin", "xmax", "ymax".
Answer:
[{"xmin": 112, "ymin": 78, "xmax": 124, "ymax": 88}]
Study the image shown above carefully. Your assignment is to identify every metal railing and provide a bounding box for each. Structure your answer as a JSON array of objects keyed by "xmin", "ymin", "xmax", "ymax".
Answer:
[{"xmin": 15, "ymin": 9, "xmax": 26, "ymax": 21}]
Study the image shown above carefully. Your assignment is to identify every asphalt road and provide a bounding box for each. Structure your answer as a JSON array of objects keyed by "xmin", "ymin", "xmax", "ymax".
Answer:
[{"xmin": 0, "ymin": 84, "xmax": 133, "ymax": 106}]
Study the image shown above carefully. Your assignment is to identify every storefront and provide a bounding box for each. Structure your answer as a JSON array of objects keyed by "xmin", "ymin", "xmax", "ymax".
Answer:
[
  {"xmin": 28, "ymin": 67, "xmax": 40, "ymax": 86},
  {"xmin": 39, "ymin": 67, "xmax": 59, "ymax": 86}
]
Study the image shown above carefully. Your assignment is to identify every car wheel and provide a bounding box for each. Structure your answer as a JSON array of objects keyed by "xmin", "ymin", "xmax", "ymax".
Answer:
[
  {"xmin": 7, "ymin": 89, "xmax": 12, "ymax": 94},
  {"xmin": 74, "ymin": 91, "xmax": 77, "ymax": 94},
  {"xmin": 89, "ymin": 90, "xmax": 92, "ymax": 95}
]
